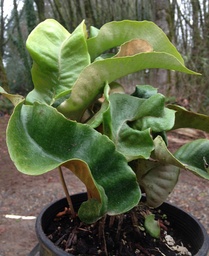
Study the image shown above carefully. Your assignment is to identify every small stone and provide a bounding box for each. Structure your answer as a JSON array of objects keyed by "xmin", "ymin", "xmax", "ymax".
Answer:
[{"xmin": 165, "ymin": 234, "xmax": 175, "ymax": 246}]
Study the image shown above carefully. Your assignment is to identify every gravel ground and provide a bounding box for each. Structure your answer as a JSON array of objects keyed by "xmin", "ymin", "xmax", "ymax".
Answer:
[{"xmin": 0, "ymin": 115, "xmax": 209, "ymax": 256}]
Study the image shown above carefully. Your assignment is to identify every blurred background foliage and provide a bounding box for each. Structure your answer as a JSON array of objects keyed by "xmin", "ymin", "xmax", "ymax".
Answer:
[{"xmin": 0, "ymin": 0, "xmax": 209, "ymax": 114}]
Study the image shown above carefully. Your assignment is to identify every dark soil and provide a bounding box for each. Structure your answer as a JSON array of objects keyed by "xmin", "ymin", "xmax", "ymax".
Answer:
[
  {"xmin": 47, "ymin": 203, "xmax": 192, "ymax": 256},
  {"xmin": 1, "ymin": 115, "xmax": 209, "ymax": 256}
]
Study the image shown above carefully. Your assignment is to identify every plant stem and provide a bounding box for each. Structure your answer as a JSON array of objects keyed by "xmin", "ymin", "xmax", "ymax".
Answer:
[{"xmin": 58, "ymin": 166, "xmax": 76, "ymax": 218}]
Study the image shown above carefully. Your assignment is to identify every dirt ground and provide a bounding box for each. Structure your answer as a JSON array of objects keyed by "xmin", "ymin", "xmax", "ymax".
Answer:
[{"xmin": 0, "ymin": 115, "xmax": 209, "ymax": 256}]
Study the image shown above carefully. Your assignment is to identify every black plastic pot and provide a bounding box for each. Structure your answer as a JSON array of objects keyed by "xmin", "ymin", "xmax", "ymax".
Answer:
[{"xmin": 34, "ymin": 193, "xmax": 209, "ymax": 256}]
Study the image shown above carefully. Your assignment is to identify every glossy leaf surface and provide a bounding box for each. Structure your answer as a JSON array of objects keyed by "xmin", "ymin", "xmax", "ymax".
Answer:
[
  {"xmin": 26, "ymin": 19, "xmax": 90, "ymax": 105},
  {"xmin": 87, "ymin": 20, "xmax": 186, "ymax": 62},
  {"xmin": 135, "ymin": 159, "xmax": 179, "ymax": 208},
  {"xmin": 103, "ymin": 93, "xmax": 175, "ymax": 161},
  {"xmin": 58, "ymin": 52, "xmax": 198, "ymax": 120},
  {"xmin": 7, "ymin": 102, "xmax": 140, "ymax": 222},
  {"xmin": 1, "ymin": 19, "xmax": 206, "ymax": 224},
  {"xmin": 168, "ymin": 104, "xmax": 209, "ymax": 132},
  {"xmin": 57, "ymin": 20, "xmax": 198, "ymax": 120},
  {"xmin": 175, "ymin": 139, "xmax": 209, "ymax": 179}
]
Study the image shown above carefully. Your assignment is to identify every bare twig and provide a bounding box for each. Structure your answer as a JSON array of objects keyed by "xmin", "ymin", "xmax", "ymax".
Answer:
[{"xmin": 65, "ymin": 227, "xmax": 78, "ymax": 249}]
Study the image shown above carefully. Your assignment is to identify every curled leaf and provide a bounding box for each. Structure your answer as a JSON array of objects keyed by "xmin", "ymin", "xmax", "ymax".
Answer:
[
  {"xmin": 7, "ymin": 102, "xmax": 140, "ymax": 222},
  {"xmin": 87, "ymin": 20, "xmax": 186, "ymax": 62},
  {"xmin": 135, "ymin": 160, "xmax": 179, "ymax": 208},
  {"xmin": 103, "ymin": 93, "xmax": 175, "ymax": 161},
  {"xmin": 26, "ymin": 19, "xmax": 90, "ymax": 105},
  {"xmin": 0, "ymin": 87, "xmax": 24, "ymax": 106},
  {"xmin": 168, "ymin": 104, "xmax": 209, "ymax": 133},
  {"xmin": 174, "ymin": 139, "xmax": 209, "ymax": 179}
]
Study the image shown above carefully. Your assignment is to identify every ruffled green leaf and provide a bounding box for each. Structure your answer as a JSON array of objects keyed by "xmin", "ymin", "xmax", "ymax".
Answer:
[
  {"xmin": 136, "ymin": 136, "xmax": 209, "ymax": 208},
  {"xmin": 103, "ymin": 93, "xmax": 154, "ymax": 161},
  {"xmin": 174, "ymin": 139, "xmax": 209, "ymax": 179},
  {"xmin": 132, "ymin": 85, "xmax": 158, "ymax": 99},
  {"xmin": 102, "ymin": 93, "xmax": 175, "ymax": 161},
  {"xmin": 135, "ymin": 159, "xmax": 179, "ymax": 208},
  {"xmin": 7, "ymin": 102, "xmax": 140, "ymax": 222},
  {"xmin": 86, "ymin": 82, "xmax": 110, "ymax": 128},
  {"xmin": 132, "ymin": 136, "xmax": 181, "ymax": 207},
  {"xmin": 24, "ymin": 20, "xmax": 199, "ymax": 119},
  {"xmin": 168, "ymin": 104, "xmax": 209, "ymax": 132},
  {"xmin": 131, "ymin": 94, "xmax": 175, "ymax": 133},
  {"xmin": 153, "ymin": 136, "xmax": 185, "ymax": 168},
  {"xmin": 58, "ymin": 52, "xmax": 197, "ymax": 120},
  {"xmin": 26, "ymin": 19, "xmax": 90, "ymax": 105},
  {"xmin": 143, "ymin": 136, "xmax": 182, "ymax": 207},
  {"xmin": 86, "ymin": 82, "xmax": 126, "ymax": 129},
  {"xmin": 87, "ymin": 20, "xmax": 186, "ymax": 62}
]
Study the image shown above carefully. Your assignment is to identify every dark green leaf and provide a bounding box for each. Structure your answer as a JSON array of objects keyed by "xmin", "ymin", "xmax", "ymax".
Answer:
[
  {"xmin": 7, "ymin": 102, "xmax": 141, "ymax": 222},
  {"xmin": 168, "ymin": 104, "xmax": 209, "ymax": 133},
  {"xmin": 175, "ymin": 139, "xmax": 209, "ymax": 179}
]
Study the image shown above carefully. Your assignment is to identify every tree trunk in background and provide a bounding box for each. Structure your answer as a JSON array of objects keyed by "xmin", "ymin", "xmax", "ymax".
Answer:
[
  {"xmin": 191, "ymin": 0, "xmax": 202, "ymax": 70},
  {"xmin": 0, "ymin": 0, "xmax": 4, "ymax": 56},
  {"xmin": 52, "ymin": 0, "xmax": 67, "ymax": 28},
  {"xmin": 25, "ymin": 0, "xmax": 37, "ymax": 34},
  {"xmin": 34, "ymin": 0, "xmax": 46, "ymax": 22},
  {"xmin": 150, "ymin": 0, "xmax": 173, "ymax": 95},
  {"xmin": 0, "ymin": 55, "xmax": 9, "ymax": 91},
  {"xmin": 189, "ymin": 0, "xmax": 209, "ymax": 111},
  {"xmin": 13, "ymin": 0, "xmax": 32, "ymax": 91},
  {"xmin": 0, "ymin": 0, "xmax": 9, "ymax": 91}
]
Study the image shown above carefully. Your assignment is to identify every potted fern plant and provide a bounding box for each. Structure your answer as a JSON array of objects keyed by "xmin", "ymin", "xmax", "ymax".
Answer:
[{"xmin": 1, "ymin": 19, "xmax": 209, "ymax": 255}]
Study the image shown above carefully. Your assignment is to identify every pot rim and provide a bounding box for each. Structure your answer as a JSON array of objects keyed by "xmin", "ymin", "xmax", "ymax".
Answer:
[{"xmin": 35, "ymin": 193, "xmax": 209, "ymax": 256}]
